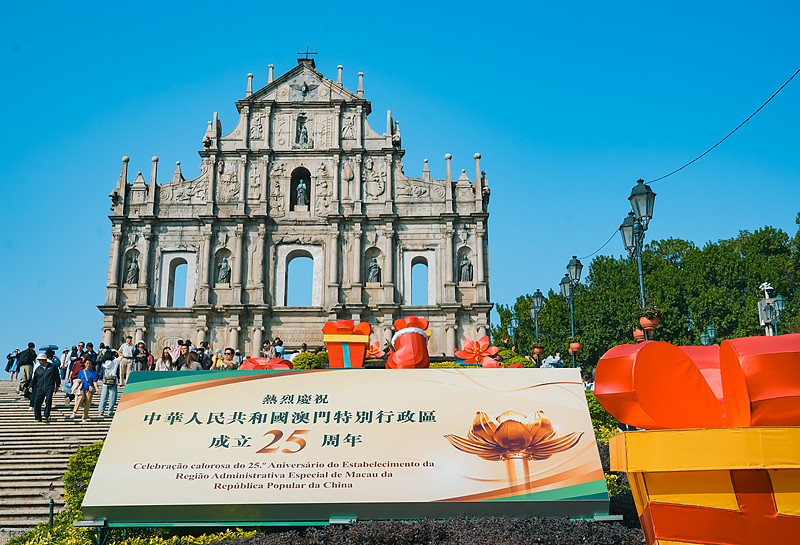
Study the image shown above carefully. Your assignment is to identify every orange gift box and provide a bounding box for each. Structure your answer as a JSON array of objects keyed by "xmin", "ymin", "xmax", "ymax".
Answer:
[
  {"xmin": 611, "ymin": 428, "xmax": 800, "ymax": 545},
  {"xmin": 322, "ymin": 320, "xmax": 372, "ymax": 368}
]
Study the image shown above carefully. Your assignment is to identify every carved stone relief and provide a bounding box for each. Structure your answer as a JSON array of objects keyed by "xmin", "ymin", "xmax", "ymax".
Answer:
[
  {"xmin": 276, "ymin": 115, "xmax": 288, "ymax": 147},
  {"xmin": 159, "ymin": 163, "xmax": 207, "ymax": 203},
  {"xmin": 289, "ymin": 80, "xmax": 319, "ymax": 101},
  {"xmin": 250, "ymin": 113, "xmax": 264, "ymax": 140},
  {"xmin": 362, "ymin": 156, "xmax": 386, "ymax": 200},
  {"xmin": 216, "ymin": 160, "xmax": 240, "ymax": 203},
  {"xmin": 247, "ymin": 163, "xmax": 261, "ymax": 200},
  {"xmin": 341, "ymin": 113, "xmax": 356, "ymax": 139}
]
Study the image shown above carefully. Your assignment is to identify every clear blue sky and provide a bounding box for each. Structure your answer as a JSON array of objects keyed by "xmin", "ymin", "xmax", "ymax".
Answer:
[{"xmin": 2, "ymin": 1, "xmax": 799, "ymax": 373}]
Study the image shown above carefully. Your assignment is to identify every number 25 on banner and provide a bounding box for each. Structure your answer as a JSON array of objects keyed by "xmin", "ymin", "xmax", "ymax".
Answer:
[{"xmin": 256, "ymin": 430, "xmax": 310, "ymax": 454}]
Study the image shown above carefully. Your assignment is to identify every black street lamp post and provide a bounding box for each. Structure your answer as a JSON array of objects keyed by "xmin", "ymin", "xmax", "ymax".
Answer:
[
  {"xmin": 529, "ymin": 289, "xmax": 545, "ymax": 362},
  {"xmin": 700, "ymin": 324, "xmax": 716, "ymax": 346},
  {"xmin": 507, "ymin": 311, "xmax": 520, "ymax": 349},
  {"xmin": 758, "ymin": 282, "xmax": 786, "ymax": 336},
  {"xmin": 620, "ymin": 179, "xmax": 657, "ymax": 340},
  {"xmin": 560, "ymin": 256, "xmax": 583, "ymax": 368}
]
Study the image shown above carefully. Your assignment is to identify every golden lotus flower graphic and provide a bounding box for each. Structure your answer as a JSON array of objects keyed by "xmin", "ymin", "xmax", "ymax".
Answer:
[{"xmin": 444, "ymin": 410, "xmax": 583, "ymax": 486}]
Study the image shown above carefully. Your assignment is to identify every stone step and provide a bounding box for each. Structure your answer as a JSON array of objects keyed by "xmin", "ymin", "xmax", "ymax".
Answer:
[{"xmin": 0, "ymin": 490, "xmax": 62, "ymax": 499}]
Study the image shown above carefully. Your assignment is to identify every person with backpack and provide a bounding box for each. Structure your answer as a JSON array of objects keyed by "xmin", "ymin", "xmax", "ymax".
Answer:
[{"xmin": 98, "ymin": 350, "xmax": 121, "ymax": 418}]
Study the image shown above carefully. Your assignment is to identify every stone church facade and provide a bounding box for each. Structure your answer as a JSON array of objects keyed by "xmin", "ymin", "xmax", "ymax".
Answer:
[{"xmin": 99, "ymin": 58, "xmax": 493, "ymax": 355}]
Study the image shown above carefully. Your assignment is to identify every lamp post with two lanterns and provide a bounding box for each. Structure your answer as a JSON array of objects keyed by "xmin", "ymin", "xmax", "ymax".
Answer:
[
  {"xmin": 619, "ymin": 179, "xmax": 657, "ymax": 340},
  {"xmin": 559, "ymin": 256, "xmax": 583, "ymax": 368},
  {"xmin": 700, "ymin": 324, "xmax": 716, "ymax": 346},
  {"xmin": 758, "ymin": 282, "xmax": 786, "ymax": 336},
  {"xmin": 507, "ymin": 312, "xmax": 520, "ymax": 349},
  {"xmin": 528, "ymin": 289, "xmax": 545, "ymax": 363}
]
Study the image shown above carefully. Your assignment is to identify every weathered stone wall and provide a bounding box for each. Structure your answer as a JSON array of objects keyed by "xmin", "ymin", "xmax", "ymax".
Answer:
[{"xmin": 99, "ymin": 59, "xmax": 493, "ymax": 355}]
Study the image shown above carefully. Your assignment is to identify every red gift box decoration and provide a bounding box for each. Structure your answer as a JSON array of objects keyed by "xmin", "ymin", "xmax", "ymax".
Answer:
[{"xmin": 322, "ymin": 320, "xmax": 373, "ymax": 368}]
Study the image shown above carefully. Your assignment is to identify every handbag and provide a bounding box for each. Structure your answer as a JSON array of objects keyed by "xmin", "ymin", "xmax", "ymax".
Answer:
[{"xmin": 103, "ymin": 375, "xmax": 117, "ymax": 386}]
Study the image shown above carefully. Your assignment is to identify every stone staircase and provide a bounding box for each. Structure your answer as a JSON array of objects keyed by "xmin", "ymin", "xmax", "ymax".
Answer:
[{"xmin": 0, "ymin": 380, "xmax": 115, "ymax": 538}]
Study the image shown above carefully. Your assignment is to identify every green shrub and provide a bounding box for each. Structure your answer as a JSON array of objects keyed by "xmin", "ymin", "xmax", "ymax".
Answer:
[
  {"xmin": 605, "ymin": 473, "xmax": 630, "ymax": 498},
  {"xmin": 315, "ymin": 352, "xmax": 329, "ymax": 367},
  {"xmin": 292, "ymin": 352, "xmax": 323, "ymax": 369},
  {"xmin": 429, "ymin": 361, "xmax": 465, "ymax": 368},
  {"xmin": 64, "ymin": 441, "xmax": 104, "ymax": 510}
]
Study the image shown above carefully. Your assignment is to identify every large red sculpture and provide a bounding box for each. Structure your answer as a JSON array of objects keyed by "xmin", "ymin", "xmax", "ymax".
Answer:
[{"xmin": 386, "ymin": 316, "xmax": 430, "ymax": 369}]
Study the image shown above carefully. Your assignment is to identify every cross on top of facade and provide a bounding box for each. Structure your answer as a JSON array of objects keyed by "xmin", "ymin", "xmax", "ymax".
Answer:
[{"xmin": 297, "ymin": 46, "xmax": 318, "ymax": 59}]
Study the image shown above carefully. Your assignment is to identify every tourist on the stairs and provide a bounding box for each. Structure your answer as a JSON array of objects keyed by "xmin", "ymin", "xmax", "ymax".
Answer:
[
  {"xmin": 154, "ymin": 347, "xmax": 174, "ymax": 371},
  {"xmin": 29, "ymin": 352, "xmax": 60, "ymax": 422},
  {"xmin": 6, "ymin": 349, "xmax": 19, "ymax": 381},
  {"xmin": 98, "ymin": 350, "xmax": 121, "ymax": 418},
  {"xmin": 118, "ymin": 336, "xmax": 135, "ymax": 386},
  {"xmin": 16, "ymin": 342, "xmax": 36, "ymax": 394},
  {"xmin": 68, "ymin": 355, "xmax": 98, "ymax": 423}
]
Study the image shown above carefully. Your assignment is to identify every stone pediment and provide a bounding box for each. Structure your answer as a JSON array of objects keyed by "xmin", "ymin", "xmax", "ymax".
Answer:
[
  {"xmin": 248, "ymin": 63, "xmax": 359, "ymax": 104},
  {"xmin": 393, "ymin": 160, "xmax": 446, "ymax": 202},
  {"xmin": 158, "ymin": 162, "xmax": 207, "ymax": 204}
]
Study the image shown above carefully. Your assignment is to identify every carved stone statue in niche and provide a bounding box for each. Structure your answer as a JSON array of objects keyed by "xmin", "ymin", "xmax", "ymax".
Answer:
[
  {"xmin": 296, "ymin": 179, "xmax": 309, "ymax": 206},
  {"xmin": 367, "ymin": 258, "xmax": 381, "ymax": 283},
  {"xmin": 125, "ymin": 257, "xmax": 139, "ymax": 285},
  {"xmin": 459, "ymin": 256, "xmax": 473, "ymax": 283},
  {"xmin": 217, "ymin": 258, "xmax": 231, "ymax": 284},
  {"xmin": 342, "ymin": 114, "xmax": 355, "ymax": 139},
  {"xmin": 297, "ymin": 120, "xmax": 308, "ymax": 146}
]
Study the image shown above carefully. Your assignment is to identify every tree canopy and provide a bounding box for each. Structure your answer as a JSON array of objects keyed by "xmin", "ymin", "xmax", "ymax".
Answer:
[{"xmin": 492, "ymin": 216, "xmax": 800, "ymax": 370}]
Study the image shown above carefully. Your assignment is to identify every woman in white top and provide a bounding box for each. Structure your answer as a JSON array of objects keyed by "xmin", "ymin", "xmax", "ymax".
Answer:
[{"xmin": 154, "ymin": 348, "xmax": 174, "ymax": 371}]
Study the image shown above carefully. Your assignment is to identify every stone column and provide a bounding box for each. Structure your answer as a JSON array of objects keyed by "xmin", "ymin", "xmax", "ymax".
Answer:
[
  {"xmin": 251, "ymin": 326, "xmax": 263, "ymax": 357},
  {"xmin": 229, "ymin": 327, "xmax": 239, "ymax": 352},
  {"xmin": 384, "ymin": 153, "xmax": 394, "ymax": 214},
  {"xmin": 207, "ymin": 155, "xmax": 217, "ymax": 215},
  {"xmin": 475, "ymin": 223, "xmax": 487, "ymax": 302},
  {"xmin": 107, "ymin": 231, "xmax": 124, "ymax": 301},
  {"xmin": 264, "ymin": 106, "xmax": 272, "ymax": 149},
  {"xmin": 137, "ymin": 228, "xmax": 154, "ymax": 306},
  {"xmin": 242, "ymin": 106, "xmax": 250, "ymax": 148},
  {"xmin": 331, "ymin": 154, "xmax": 340, "ymax": 211},
  {"xmin": 353, "ymin": 154, "xmax": 362, "ymax": 214},
  {"xmin": 383, "ymin": 226, "xmax": 394, "ymax": 303},
  {"xmin": 255, "ymin": 225, "xmax": 266, "ymax": 304},
  {"xmin": 102, "ymin": 328, "xmax": 114, "ymax": 348},
  {"xmin": 327, "ymin": 228, "xmax": 339, "ymax": 306},
  {"xmin": 352, "ymin": 224, "xmax": 362, "ymax": 285},
  {"xmin": 134, "ymin": 327, "xmax": 145, "ymax": 344},
  {"xmin": 232, "ymin": 228, "xmax": 244, "ymax": 304},
  {"xmin": 445, "ymin": 154, "xmax": 453, "ymax": 213},
  {"xmin": 333, "ymin": 105, "xmax": 341, "ymax": 148},
  {"xmin": 446, "ymin": 324, "xmax": 457, "ymax": 355},
  {"xmin": 356, "ymin": 105, "xmax": 363, "ymax": 147},
  {"xmin": 261, "ymin": 156, "xmax": 270, "ymax": 204},
  {"xmin": 199, "ymin": 231, "xmax": 213, "ymax": 305},
  {"xmin": 444, "ymin": 224, "xmax": 455, "ymax": 302},
  {"xmin": 238, "ymin": 157, "xmax": 247, "ymax": 214},
  {"xmin": 474, "ymin": 153, "xmax": 483, "ymax": 213}
]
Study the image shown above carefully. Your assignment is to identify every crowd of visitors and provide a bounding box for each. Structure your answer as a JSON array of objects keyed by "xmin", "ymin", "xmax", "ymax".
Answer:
[{"xmin": 5, "ymin": 337, "xmax": 315, "ymax": 423}]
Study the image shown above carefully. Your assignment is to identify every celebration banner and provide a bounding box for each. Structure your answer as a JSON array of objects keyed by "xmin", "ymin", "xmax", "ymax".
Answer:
[{"xmin": 82, "ymin": 369, "xmax": 608, "ymax": 523}]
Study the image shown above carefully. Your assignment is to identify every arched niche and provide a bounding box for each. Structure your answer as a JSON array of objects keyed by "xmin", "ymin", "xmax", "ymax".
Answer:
[
  {"xmin": 403, "ymin": 250, "xmax": 436, "ymax": 305},
  {"xmin": 275, "ymin": 244, "xmax": 324, "ymax": 307},
  {"xmin": 158, "ymin": 251, "xmax": 197, "ymax": 307},
  {"xmin": 290, "ymin": 167, "xmax": 311, "ymax": 211},
  {"xmin": 456, "ymin": 246, "xmax": 474, "ymax": 284},
  {"xmin": 213, "ymin": 248, "xmax": 232, "ymax": 286},
  {"xmin": 122, "ymin": 248, "xmax": 140, "ymax": 285},
  {"xmin": 364, "ymin": 246, "xmax": 383, "ymax": 285}
]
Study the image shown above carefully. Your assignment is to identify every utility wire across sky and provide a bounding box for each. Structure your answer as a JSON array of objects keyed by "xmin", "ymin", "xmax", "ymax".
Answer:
[{"xmin": 575, "ymin": 67, "xmax": 800, "ymax": 263}]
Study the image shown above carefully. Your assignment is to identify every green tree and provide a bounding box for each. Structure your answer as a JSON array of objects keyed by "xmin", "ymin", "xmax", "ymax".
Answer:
[{"xmin": 493, "ymin": 217, "xmax": 799, "ymax": 371}]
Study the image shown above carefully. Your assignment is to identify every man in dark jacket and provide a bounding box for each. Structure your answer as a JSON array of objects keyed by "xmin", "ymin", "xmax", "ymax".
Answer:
[
  {"xmin": 29, "ymin": 352, "xmax": 60, "ymax": 422},
  {"xmin": 16, "ymin": 343, "xmax": 36, "ymax": 394}
]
